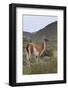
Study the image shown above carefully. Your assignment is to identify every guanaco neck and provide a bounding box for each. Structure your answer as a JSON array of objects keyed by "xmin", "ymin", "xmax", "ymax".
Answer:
[
  {"xmin": 40, "ymin": 40, "xmax": 47, "ymax": 56},
  {"xmin": 43, "ymin": 40, "xmax": 47, "ymax": 50}
]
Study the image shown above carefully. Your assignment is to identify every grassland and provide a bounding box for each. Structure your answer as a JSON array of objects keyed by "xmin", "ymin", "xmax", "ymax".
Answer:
[{"xmin": 23, "ymin": 39, "xmax": 57, "ymax": 75}]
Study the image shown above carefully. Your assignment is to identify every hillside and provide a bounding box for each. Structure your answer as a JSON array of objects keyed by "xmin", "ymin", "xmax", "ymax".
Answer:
[
  {"xmin": 23, "ymin": 31, "xmax": 32, "ymax": 39},
  {"xmin": 23, "ymin": 21, "xmax": 57, "ymax": 41},
  {"xmin": 32, "ymin": 21, "xmax": 57, "ymax": 41}
]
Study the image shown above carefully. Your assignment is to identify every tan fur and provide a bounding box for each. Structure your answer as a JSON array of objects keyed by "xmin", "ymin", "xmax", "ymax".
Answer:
[{"xmin": 25, "ymin": 40, "xmax": 48, "ymax": 61}]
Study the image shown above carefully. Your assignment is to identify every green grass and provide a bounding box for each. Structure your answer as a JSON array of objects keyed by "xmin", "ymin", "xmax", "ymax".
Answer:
[
  {"xmin": 23, "ymin": 48, "xmax": 57, "ymax": 75},
  {"xmin": 23, "ymin": 39, "xmax": 57, "ymax": 75},
  {"xmin": 23, "ymin": 60, "xmax": 57, "ymax": 75}
]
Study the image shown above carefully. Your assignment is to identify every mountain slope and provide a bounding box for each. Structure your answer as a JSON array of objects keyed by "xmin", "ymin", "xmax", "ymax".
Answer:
[
  {"xmin": 32, "ymin": 21, "xmax": 57, "ymax": 41},
  {"xmin": 23, "ymin": 21, "xmax": 57, "ymax": 43},
  {"xmin": 23, "ymin": 31, "xmax": 32, "ymax": 39}
]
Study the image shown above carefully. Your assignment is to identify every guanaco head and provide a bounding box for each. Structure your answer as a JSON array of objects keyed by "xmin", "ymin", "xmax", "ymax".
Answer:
[{"xmin": 43, "ymin": 38, "xmax": 49, "ymax": 42}]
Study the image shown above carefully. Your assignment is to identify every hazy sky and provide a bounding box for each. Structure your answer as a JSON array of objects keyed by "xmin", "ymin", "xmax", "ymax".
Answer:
[{"xmin": 23, "ymin": 15, "xmax": 57, "ymax": 33}]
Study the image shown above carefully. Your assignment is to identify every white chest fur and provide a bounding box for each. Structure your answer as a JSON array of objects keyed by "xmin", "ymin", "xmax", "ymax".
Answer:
[{"xmin": 33, "ymin": 47, "xmax": 39, "ymax": 56}]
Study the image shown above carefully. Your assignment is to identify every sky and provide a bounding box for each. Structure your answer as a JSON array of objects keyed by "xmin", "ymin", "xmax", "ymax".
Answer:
[{"xmin": 23, "ymin": 15, "xmax": 57, "ymax": 33}]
